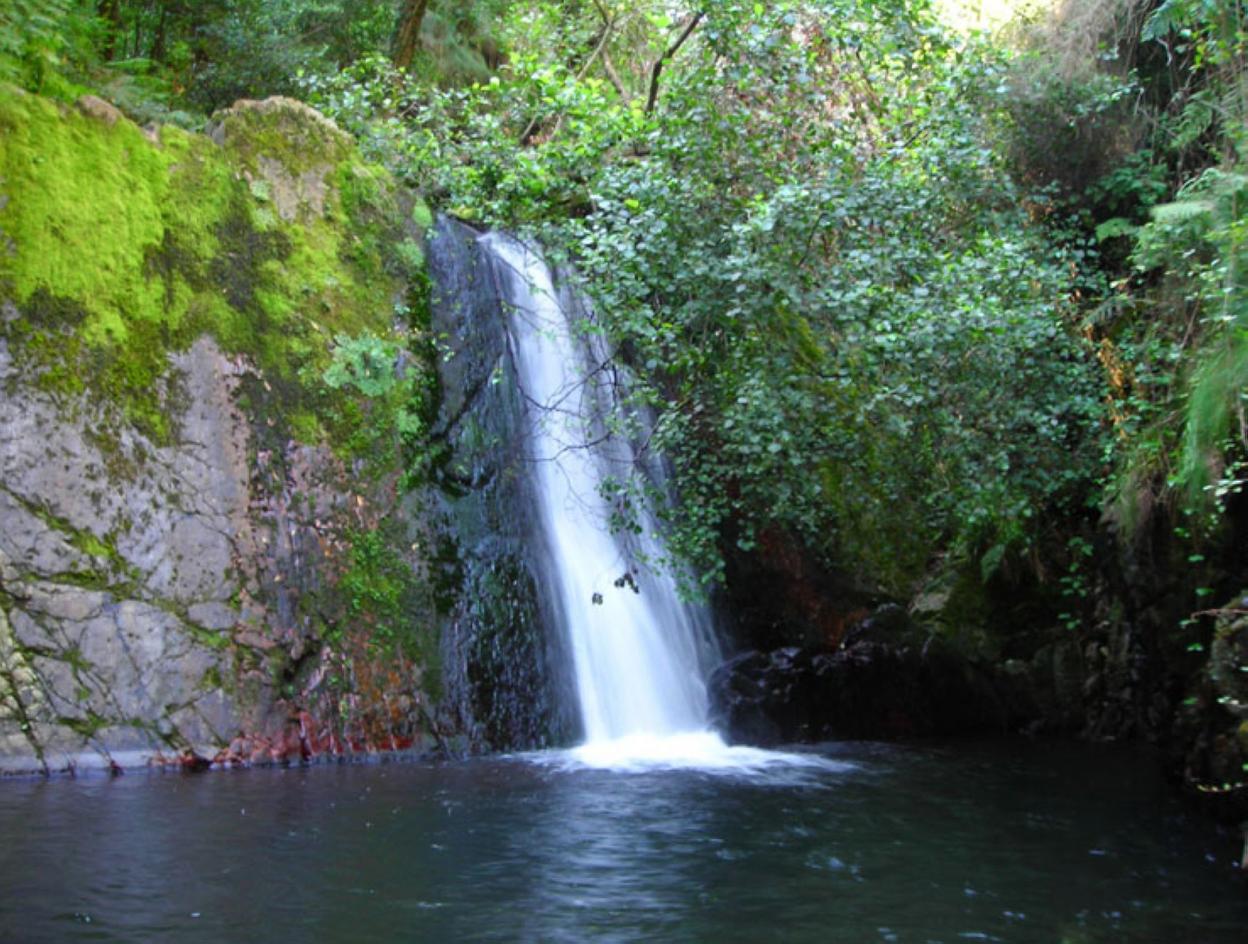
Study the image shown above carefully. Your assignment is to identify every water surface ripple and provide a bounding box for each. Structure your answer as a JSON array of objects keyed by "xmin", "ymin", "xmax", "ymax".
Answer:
[{"xmin": 0, "ymin": 739, "xmax": 1244, "ymax": 943}]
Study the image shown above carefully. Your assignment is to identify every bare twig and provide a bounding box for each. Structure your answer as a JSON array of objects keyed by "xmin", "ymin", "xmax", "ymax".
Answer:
[{"xmin": 645, "ymin": 11, "xmax": 705, "ymax": 115}]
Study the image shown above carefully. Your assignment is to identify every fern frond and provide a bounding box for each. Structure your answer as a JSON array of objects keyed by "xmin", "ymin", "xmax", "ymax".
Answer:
[
  {"xmin": 1150, "ymin": 198, "xmax": 1215, "ymax": 224},
  {"xmin": 1179, "ymin": 332, "xmax": 1248, "ymax": 500}
]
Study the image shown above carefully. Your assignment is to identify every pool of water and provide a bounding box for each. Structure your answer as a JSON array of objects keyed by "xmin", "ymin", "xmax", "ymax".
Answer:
[{"xmin": 0, "ymin": 739, "xmax": 1243, "ymax": 943}]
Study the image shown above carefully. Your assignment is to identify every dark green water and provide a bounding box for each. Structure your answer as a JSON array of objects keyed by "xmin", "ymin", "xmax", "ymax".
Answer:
[{"xmin": 0, "ymin": 739, "xmax": 1243, "ymax": 943}]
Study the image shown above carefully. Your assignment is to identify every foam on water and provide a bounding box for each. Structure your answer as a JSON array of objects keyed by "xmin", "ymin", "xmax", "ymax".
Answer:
[{"xmin": 557, "ymin": 731, "xmax": 854, "ymax": 776}]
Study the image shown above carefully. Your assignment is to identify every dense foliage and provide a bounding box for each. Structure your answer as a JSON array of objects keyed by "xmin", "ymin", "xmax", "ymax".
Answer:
[
  {"xmin": 299, "ymin": 1, "xmax": 1106, "ymax": 594},
  {"xmin": 0, "ymin": 0, "xmax": 501, "ymax": 116},
  {"xmin": 4, "ymin": 0, "xmax": 1245, "ymax": 618},
  {"xmin": 1103, "ymin": 0, "xmax": 1246, "ymax": 526}
]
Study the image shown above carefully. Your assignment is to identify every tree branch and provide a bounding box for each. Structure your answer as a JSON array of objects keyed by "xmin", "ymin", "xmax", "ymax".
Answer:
[
  {"xmin": 577, "ymin": 17, "xmax": 616, "ymax": 82},
  {"xmin": 591, "ymin": 1, "xmax": 631, "ymax": 101},
  {"xmin": 645, "ymin": 11, "xmax": 705, "ymax": 115},
  {"xmin": 602, "ymin": 49, "xmax": 630, "ymax": 100}
]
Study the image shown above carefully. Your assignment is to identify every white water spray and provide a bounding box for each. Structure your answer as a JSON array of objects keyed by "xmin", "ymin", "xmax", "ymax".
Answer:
[{"xmin": 483, "ymin": 233, "xmax": 834, "ymax": 774}]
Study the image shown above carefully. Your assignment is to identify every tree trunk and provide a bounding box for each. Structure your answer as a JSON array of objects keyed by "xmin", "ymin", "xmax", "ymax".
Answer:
[
  {"xmin": 152, "ymin": 3, "xmax": 169, "ymax": 63},
  {"xmin": 393, "ymin": 0, "xmax": 430, "ymax": 72},
  {"xmin": 98, "ymin": 0, "xmax": 122, "ymax": 60}
]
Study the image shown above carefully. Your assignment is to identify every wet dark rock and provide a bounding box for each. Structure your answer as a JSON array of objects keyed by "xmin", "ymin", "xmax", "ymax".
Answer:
[
  {"xmin": 423, "ymin": 218, "xmax": 576, "ymax": 752},
  {"xmin": 1170, "ymin": 593, "xmax": 1248, "ymax": 822},
  {"xmin": 720, "ymin": 525, "xmax": 877, "ymax": 652},
  {"xmin": 179, "ymin": 751, "xmax": 213, "ymax": 773},
  {"xmin": 841, "ymin": 602, "xmax": 923, "ymax": 648},
  {"xmin": 708, "ymin": 638, "xmax": 1020, "ymax": 747}
]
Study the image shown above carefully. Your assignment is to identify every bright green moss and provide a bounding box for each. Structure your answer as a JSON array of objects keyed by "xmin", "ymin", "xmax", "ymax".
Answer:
[
  {"xmin": 213, "ymin": 98, "xmax": 353, "ymax": 179},
  {"xmin": 57, "ymin": 710, "xmax": 109, "ymax": 740},
  {"xmin": 411, "ymin": 201, "xmax": 433, "ymax": 230},
  {"xmin": 0, "ymin": 85, "xmax": 414, "ymax": 449},
  {"xmin": 187, "ymin": 627, "xmax": 230, "ymax": 653},
  {"xmin": 199, "ymin": 664, "xmax": 225, "ymax": 692},
  {"xmin": 0, "ymin": 91, "xmax": 171, "ymax": 341}
]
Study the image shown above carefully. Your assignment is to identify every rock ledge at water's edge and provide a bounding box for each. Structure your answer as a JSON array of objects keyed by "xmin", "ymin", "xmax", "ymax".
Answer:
[{"xmin": 707, "ymin": 639, "xmax": 1025, "ymax": 746}]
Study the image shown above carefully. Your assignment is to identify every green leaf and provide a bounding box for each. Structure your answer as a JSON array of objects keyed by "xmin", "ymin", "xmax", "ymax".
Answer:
[
  {"xmin": 1095, "ymin": 218, "xmax": 1137, "ymax": 242},
  {"xmin": 1141, "ymin": 1, "xmax": 1183, "ymax": 42},
  {"xmin": 980, "ymin": 543, "xmax": 1007, "ymax": 581}
]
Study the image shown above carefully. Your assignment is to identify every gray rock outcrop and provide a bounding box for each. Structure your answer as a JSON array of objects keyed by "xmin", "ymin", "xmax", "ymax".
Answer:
[{"xmin": 0, "ymin": 90, "xmax": 442, "ymax": 773}]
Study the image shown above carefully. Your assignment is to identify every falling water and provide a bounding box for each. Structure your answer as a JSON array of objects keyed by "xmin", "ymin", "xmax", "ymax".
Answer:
[{"xmin": 482, "ymin": 233, "xmax": 826, "ymax": 772}]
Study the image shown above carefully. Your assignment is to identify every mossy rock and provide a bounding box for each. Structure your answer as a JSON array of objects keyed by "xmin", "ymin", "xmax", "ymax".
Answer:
[
  {"xmin": 0, "ymin": 87, "xmax": 448, "ymax": 768},
  {"xmin": 0, "ymin": 85, "xmax": 426, "ymax": 449},
  {"xmin": 208, "ymin": 97, "xmax": 354, "ymax": 184}
]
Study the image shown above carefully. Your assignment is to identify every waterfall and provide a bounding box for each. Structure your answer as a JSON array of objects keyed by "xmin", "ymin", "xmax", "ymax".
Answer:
[
  {"xmin": 476, "ymin": 231, "xmax": 841, "ymax": 774},
  {"xmin": 482, "ymin": 233, "xmax": 724, "ymax": 753}
]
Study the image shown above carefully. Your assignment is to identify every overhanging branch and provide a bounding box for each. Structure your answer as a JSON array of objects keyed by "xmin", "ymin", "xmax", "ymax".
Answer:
[{"xmin": 645, "ymin": 11, "xmax": 705, "ymax": 115}]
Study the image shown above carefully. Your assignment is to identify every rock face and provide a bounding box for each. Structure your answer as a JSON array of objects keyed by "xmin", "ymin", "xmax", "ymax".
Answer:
[
  {"xmin": 0, "ymin": 332, "xmax": 248, "ymax": 767},
  {"xmin": 421, "ymin": 218, "xmax": 577, "ymax": 752},
  {"xmin": 708, "ymin": 640, "xmax": 1017, "ymax": 746},
  {"xmin": 0, "ymin": 89, "xmax": 443, "ymax": 773},
  {"xmin": 706, "ymin": 606, "xmax": 1032, "ymax": 746},
  {"xmin": 720, "ymin": 524, "xmax": 878, "ymax": 653},
  {"xmin": 1170, "ymin": 593, "xmax": 1248, "ymax": 821}
]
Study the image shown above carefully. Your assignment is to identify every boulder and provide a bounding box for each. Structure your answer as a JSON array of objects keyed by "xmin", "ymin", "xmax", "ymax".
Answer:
[{"xmin": 76, "ymin": 95, "xmax": 123, "ymax": 127}]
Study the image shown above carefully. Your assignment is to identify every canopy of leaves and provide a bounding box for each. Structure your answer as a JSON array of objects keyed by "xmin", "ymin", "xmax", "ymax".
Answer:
[
  {"xmin": 303, "ymin": 0, "xmax": 1106, "ymax": 594},
  {"xmin": 0, "ymin": 0, "xmax": 505, "ymax": 118},
  {"xmin": 16, "ymin": 0, "xmax": 1243, "ymax": 608}
]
